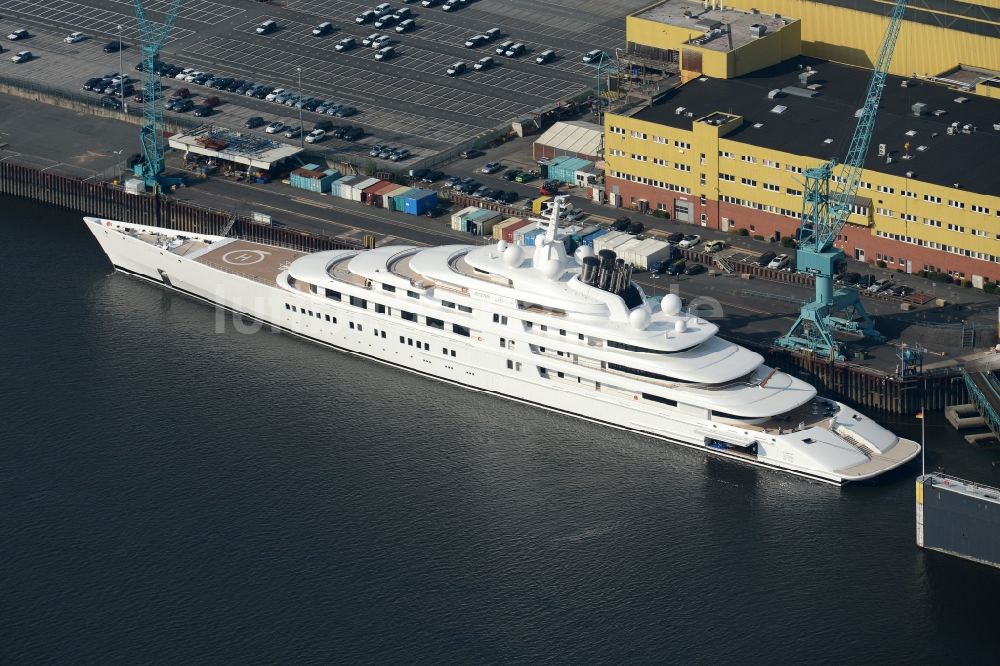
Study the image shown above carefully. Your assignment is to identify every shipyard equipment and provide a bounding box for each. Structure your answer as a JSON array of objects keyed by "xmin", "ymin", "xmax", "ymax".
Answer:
[
  {"xmin": 776, "ymin": 0, "xmax": 908, "ymax": 360},
  {"xmin": 133, "ymin": 0, "xmax": 184, "ymax": 191}
]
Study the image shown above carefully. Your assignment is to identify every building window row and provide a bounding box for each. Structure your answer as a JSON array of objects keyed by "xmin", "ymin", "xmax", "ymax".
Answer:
[{"xmin": 609, "ymin": 126, "xmax": 625, "ymax": 135}]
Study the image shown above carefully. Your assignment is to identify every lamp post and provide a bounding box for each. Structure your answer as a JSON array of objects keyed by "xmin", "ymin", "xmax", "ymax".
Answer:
[
  {"xmin": 117, "ymin": 24, "xmax": 125, "ymax": 113},
  {"xmin": 297, "ymin": 66, "xmax": 304, "ymax": 150}
]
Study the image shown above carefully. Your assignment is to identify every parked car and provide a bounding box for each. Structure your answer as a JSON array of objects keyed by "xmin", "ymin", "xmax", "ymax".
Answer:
[
  {"xmin": 421, "ymin": 0, "xmax": 441, "ymax": 6},
  {"xmin": 374, "ymin": 2, "xmax": 393, "ymax": 15},
  {"xmin": 7, "ymin": 29, "xmax": 29, "ymax": 41},
  {"xmin": 474, "ymin": 56, "xmax": 494, "ymax": 71},
  {"xmin": 83, "ymin": 77, "xmax": 103, "ymax": 91},
  {"xmin": 499, "ymin": 191, "xmax": 518, "ymax": 204},
  {"xmin": 244, "ymin": 116, "xmax": 265, "ymax": 129},
  {"xmin": 839, "ymin": 272, "xmax": 861, "ymax": 285},
  {"xmin": 664, "ymin": 231, "xmax": 684, "ymax": 245},
  {"xmin": 374, "ymin": 14, "xmax": 398, "ymax": 29},
  {"xmin": 444, "ymin": 176, "xmax": 461, "ymax": 188},
  {"xmin": 539, "ymin": 180, "xmax": 559, "ymax": 195},
  {"xmin": 767, "ymin": 253, "xmax": 790, "ymax": 270},
  {"xmin": 502, "ymin": 168, "xmax": 520, "ymax": 181},
  {"xmin": 447, "ymin": 61, "xmax": 467, "ymax": 76},
  {"xmin": 362, "ymin": 33, "xmax": 381, "ymax": 47},
  {"xmin": 481, "ymin": 161, "xmax": 502, "ymax": 174},
  {"xmin": 283, "ymin": 125, "xmax": 302, "ymax": 138},
  {"xmin": 312, "ymin": 22, "xmax": 333, "ymax": 36},
  {"xmin": 704, "ymin": 240, "xmax": 726, "ymax": 253},
  {"xmin": 513, "ymin": 171, "xmax": 535, "ymax": 183},
  {"xmin": 374, "ymin": 46, "xmax": 395, "ymax": 60},
  {"xmin": 678, "ymin": 234, "xmax": 701, "ymax": 248},
  {"xmin": 372, "ymin": 35, "xmax": 392, "ymax": 49},
  {"xmin": 755, "ymin": 251, "xmax": 777, "ymax": 267},
  {"xmin": 495, "ymin": 40, "xmax": 514, "ymax": 55},
  {"xmin": 100, "ymin": 95, "xmax": 122, "ymax": 110},
  {"xmin": 256, "ymin": 20, "xmax": 277, "ymax": 35},
  {"xmin": 684, "ymin": 263, "xmax": 706, "ymax": 276},
  {"xmin": 170, "ymin": 87, "xmax": 191, "ymax": 99},
  {"xmin": 171, "ymin": 98, "xmax": 194, "ymax": 112},
  {"xmin": 335, "ymin": 106, "xmax": 357, "ymax": 118},
  {"xmin": 535, "ymin": 49, "xmax": 555, "ymax": 64},
  {"xmin": 305, "ymin": 129, "xmax": 327, "ymax": 144},
  {"xmin": 390, "ymin": 149, "xmax": 410, "ymax": 162},
  {"xmin": 314, "ymin": 119, "xmax": 334, "ymax": 132},
  {"xmin": 65, "ymin": 32, "xmax": 87, "ymax": 44},
  {"xmin": 464, "ymin": 34, "xmax": 487, "ymax": 48},
  {"xmin": 265, "ymin": 88, "xmax": 285, "ymax": 102},
  {"xmin": 442, "ymin": 0, "xmax": 468, "ymax": 10},
  {"xmin": 421, "ymin": 170, "xmax": 444, "ymax": 183},
  {"xmin": 369, "ymin": 144, "xmax": 386, "ymax": 157},
  {"xmin": 395, "ymin": 19, "xmax": 416, "ymax": 33},
  {"xmin": 857, "ymin": 275, "xmax": 877, "ymax": 289},
  {"xmin": 582, "ymin": 49, "xmax": 605, "ymax": 63},
  {"xmin": 867, "ymin": 278, "xmax": 893, "ymax": 293},
  {"xmin": 10, "ymin": 50, "xmax": 32, "ymax": 63},
  {"xmin": 356, "ymin": 9, "xmax": 378, "ymax": 24},
  {"xmin": 103, "ymin": 40, "xmax": 125, "ymax": 53},
  {"xmin": 484, "ymin": 28, "xmax": 502, "ymax": 41},
  {"xmin": 192, "ymin": 105, "xmax": 213, "ymax": 117},
  {"xmin": 265, "ymin": 121, "xmax": 285, "ymax": 134},
  {"xmin": 504, "ymin": 43, "xmax": 525, "ymax": 58},
  {"xmin": 335, "ymin": 37, "xmax": 356, "ymax": 51},
  {"xmin": 626, "ymin": 222, "xmax": 644, "ymax": 235}
]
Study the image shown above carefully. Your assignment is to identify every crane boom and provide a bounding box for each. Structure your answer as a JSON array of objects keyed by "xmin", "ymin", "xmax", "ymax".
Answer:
[{"xmin": 821, "ymin": 0, "xmax": 909, "ymax": 250}]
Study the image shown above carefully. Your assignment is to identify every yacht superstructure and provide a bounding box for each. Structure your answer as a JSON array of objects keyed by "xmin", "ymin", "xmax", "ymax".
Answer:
[{"xmin": 84, "ymin": 201, "xmax": 919, "ymax": 485}]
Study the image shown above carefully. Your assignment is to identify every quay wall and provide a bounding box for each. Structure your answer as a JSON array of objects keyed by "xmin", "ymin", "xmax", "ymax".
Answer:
[
  {"xmin": 0, "ymin": 159, "xmax": 968, "ymax": 415},
  {"xmin": 0, "ymin": 160, "xmax": 359, "ymax": 254}
]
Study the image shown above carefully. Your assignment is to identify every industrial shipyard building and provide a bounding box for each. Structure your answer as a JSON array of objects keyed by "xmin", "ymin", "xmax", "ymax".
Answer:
[{"xmin": 603, "ymin": 0, "xmax": 1000, "ymax": 282}]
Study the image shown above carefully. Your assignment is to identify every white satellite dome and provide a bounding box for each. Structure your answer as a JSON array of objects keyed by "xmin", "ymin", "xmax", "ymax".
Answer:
[
  {"xmin": 629, "ymin": 308, "xmax": 651, "ymax": 330},
  {"xmin": 543, "ymin": 258, "xmax": 563, "ymax": 280},
  {"xmin": 674, "ymin": 318, "xmax": 688, "ymax": 333},
  {"xmin": 534, "ymin": 233, "xmax": 546, "ymax": 246},
  {"xmin": 662, "ymin": 293, "xmax": 683, "ymax": 315},
  {"xmin": 497, "ymin": 239, "xmax": 508, "ymax": 253},
  {"xmin": 574, "ymin": 244, "xmax": 595, "ymax": 265},
  {"xmin": 503, "ymin": 244, "xmax": 524, "ymax": 267}
]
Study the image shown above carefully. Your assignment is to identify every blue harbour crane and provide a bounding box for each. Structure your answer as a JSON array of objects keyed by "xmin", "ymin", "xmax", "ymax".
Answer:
[
  {"xmin": 132, "ymin": 0, "xmax": 184, "ymax": 191},
  {"xmin": 775, "ymin": 0, "xmax": 908, "ymax": 360}
]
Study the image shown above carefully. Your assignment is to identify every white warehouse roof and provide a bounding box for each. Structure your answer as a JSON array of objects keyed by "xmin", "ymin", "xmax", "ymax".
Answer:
[{"xmin": 534, "ymin": 120, "xmax": 604, "ymax": 158}]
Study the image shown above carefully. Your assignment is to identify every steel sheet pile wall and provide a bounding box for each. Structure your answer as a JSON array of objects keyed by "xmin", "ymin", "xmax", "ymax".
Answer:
[{"xmin": 0, "ymin": 160, "xmax": 361, "ymax": 253}]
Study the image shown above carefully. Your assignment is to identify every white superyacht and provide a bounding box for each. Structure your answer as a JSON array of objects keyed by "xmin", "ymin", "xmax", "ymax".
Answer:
[{"xmin": 85, "ymin": 198, "xmax": 919, "ymax": 484}]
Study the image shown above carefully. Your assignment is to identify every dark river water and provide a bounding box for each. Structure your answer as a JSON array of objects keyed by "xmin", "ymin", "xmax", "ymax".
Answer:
[{"xmin": 2, "ymin": 196, "xmax": 999, "ymax": 664}]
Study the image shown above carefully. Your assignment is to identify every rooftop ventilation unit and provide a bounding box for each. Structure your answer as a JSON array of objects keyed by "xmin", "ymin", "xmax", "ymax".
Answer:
[
  {"xmin": 750, "ymin": 23, "xmax": 766, "ymax": 38},
  {"xmin": 782, "ymin": 86, "xmax": 818, "ymax": 98},
  {"xmin": 767, "ymin": 88, "xmax": 782, "ymax": 99},
  {"xmin": 904, "ymin": 129, "xmax": 917, "ymax": 136},
  {"xmin": 798, "ymin": 71, "xmax": 814, "ymax": 86},
  {"xmin": 770, "ymin": 105, "xmax": 787, "ymax": 114},
  {"xmin": 933, "ymin": 109, "xmax": 947, "ymax": 117},
  {"xmin": 906, "ymin": 171, "xmax": 914, "ymax": 178},
  {"xmin": 912, "ymin": 102, "xmax": 926, "ymax": 116},
  {"xmin": 753, "ymin": 122, "xmax": 763, "ymax": 128},
  {"xmin": 751, "ymin": 7, "xmax": 759, "ymax": 14},
  {"xmin": 955, "ymin": 96, "xmax": 968, "ymax": 104},
  {"xmin": 675, "ymin": 106, "xmax": 686, "ymax": 115},
  {"xmin": 994, "ymin": 123, "xmax": 1000, "ymax": 131},
  {"xmin": 823, "ymin": 138, "xmax": 833, "ymax": 144}
]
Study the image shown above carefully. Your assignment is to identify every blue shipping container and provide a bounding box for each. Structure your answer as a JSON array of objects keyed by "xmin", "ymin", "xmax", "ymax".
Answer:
[
  {"xmin": 403, "ymin": 188, "xmax": 438, "ymax": 216},
  {"xmin": 582, "ymin": 228, "xmax": 609, "ymax": 247},
  {"xmin": 521, "ymin": 228, "xmax": 544, "ymax": 247}
]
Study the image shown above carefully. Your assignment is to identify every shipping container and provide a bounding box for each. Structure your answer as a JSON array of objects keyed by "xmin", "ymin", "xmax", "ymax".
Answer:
[
  {"xmin": 531, "ymin": 195, "xmax": 551, "ymax": 214},
  {"xmin": 592, "ymin": 230, "xmax": 628, "ymax": 253},
  {"xmin": 366, "ymin": 180, "xmax": 400, "ymax": 207},
  {"xmin": 403, "ymin": 188, "xmax": 438, "ymax": 216},
  {"xmin": 361, "ymin": 179, "xmax": 389, "ymax": 204},
  {"xmin": 634, "ymin": 239, "xmax": 674, "ymax": 271},
  {"xmin": 619, "ymin": 238, "xmax": 658, "ymax": 267},
  {"xmin": 465, "ymin": 208, "xmax": 502, "ymax": 235},
  {"xmin": 582, "ymin": 227, "xmax": 609, "ymax": 247},
  {"xmin": 335, "ymin": 175, "xmax": 365, "ymax": 200},
  {"xmin": 500, "ymin": 219, "xmax": 533, "ymax": 243},
  {"xmin": 381, "ymin": 185, "xmax": 411, "ymax": 209},
  {"xmin": 290, "ymin": 167, "xmax": 342, "ymax": 193},
  {"xmin": 450, "ymin": 205, "xmax": 480, "ymax": 230},
  {"xmin": 549, "ymin": 156, "xmax": 592, "ymax": 185},
  {"xmin": 613, "ymin": 238, "xmax": 645, "ymax": 263},
  {"xmin": 388, "ymin": 187, "xmax": 418, "ymax": 212},
  {"xmin": 348, "ymin": 177, "xmax": 381, "ymax": 202},
  {"xmin": 492, "ymin": 217, "xmax": 526, "ymax": 241}
]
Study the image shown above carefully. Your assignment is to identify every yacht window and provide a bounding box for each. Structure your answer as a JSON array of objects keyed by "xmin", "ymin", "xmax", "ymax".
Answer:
[
  {"xmin": 382, "ymin": 284, "xmax": 396, "ymax": 292},
  {"xmin": 285, "ymin": 303, "xmax": 290, "ymax": 310},
  {"xmin": 426, "ymin": 317, "xmax": 444, "ymax": 330},
  {"xmin": 454, "ymin": 324, "xmax": 470, "ymax": 337},
  {"xmin": 324, "ymin": 314, "xmax": 330, "ymax": 321},
  {"xmin": 610, "ymin": 362, "xmax": 680, "ymax": 383},
  {"xmin": 458, "ymin": 305, "xmax": 472, "ymax": 313},
  {"xmin": 608, "ymin": 340, "xmax": 679, "ymax": 355},
  {"xmin": 350, "ymin": 296, "xmax": 367, "ymax": 309},
  {"xmin": 450, "ymin": 350, "xmax": 456, "ymax": 357},
  {"xmin": 407, "ymin": 290, "xmax": 419, "ymax": 299},
  {"xmin": 401, "ymin": 310, "xmax": 416, "ymax": 322},
  {"xmin": 559, "ymin": 329, "xmax": 566, "ymax": 336},
  {"xmin": 493, "ymin": 313, "xmax": 500, "ymax": 323},
  {"xmin": 326, "ymin": 289, "xmax": 341, "ymax": 301},
  {"xmin": 374, "ymin": 303, "xmax": 386, "ymax": 314},
  {"xmin": 424, "ymin": 342, "xmax": 430, "ymax": 351},
  {"xmin": 381, "ymin": 331, "xmax": 386, "ymax": 339},
  {"xmin": 442, "ymin": 300, "xmax": 456, "ymax": 309},
  {"xmin": 643, "ymin": 393, "xmax": 677, "ymax": 407}
]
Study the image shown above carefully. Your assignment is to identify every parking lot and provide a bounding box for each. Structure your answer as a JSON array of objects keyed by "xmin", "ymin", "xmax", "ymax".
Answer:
[{"xmin": 0, "ymin": 0, "xmax": 648, "ymax": 161}]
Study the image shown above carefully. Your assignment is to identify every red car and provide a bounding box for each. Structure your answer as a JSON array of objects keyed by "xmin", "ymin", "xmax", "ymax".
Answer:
[
  {"xmin": 133, "ymin": 91, "xmax": 144, "ymax": 103},
  {"xmin": 170, "ymin": 87, "xmax": 190, "ymax": 99},
  {"xmin": 202, "ymin": 96, "xmax": 220, "ymax": 108}
]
